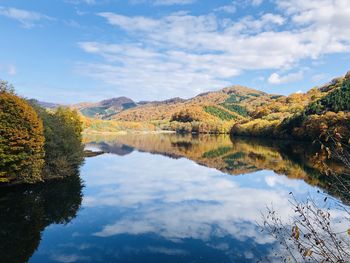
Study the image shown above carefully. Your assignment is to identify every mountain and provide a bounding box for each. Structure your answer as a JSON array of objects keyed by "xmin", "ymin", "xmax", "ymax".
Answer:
[
  {"xmin": 81, "ymin": 70, "xmax": 350, "ymax": 141},
  {"xmin": 73, "ymin": 96, "xmax": 137, "ymax": 119},
  {"xmin": 111, "ymin": 86, "xmax": 275, "ymax": 123},
  {"xmin": 137, "ymin": 97, "xmax": 186, "ymax": 106},
  {"xmin": 80, "ymin": 85, "xmax": 280, "ymax": 133},
  {"xmin": 76, "ymin": 96, "xmax": 189, "ymax": 119},
  {"xmin": 28, "ymin": 99, "xmax": 61, "ymax": 109}
]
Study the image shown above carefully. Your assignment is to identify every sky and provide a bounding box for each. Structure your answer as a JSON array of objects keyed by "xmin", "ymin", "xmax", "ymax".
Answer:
[{"xmin": 0, "ymin": 0, "xmax": 350, "ymax": 104}]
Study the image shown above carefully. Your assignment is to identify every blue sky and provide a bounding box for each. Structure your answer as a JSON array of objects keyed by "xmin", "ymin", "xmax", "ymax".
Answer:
[{"xmin": 0, "ymin": 0, "xmax": 349, "ymax": 103}]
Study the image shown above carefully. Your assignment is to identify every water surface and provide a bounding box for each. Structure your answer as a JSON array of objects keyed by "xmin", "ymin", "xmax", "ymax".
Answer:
[{"xmin": 1, "ymin": 134, "xmax": 348, "ymax": 263}]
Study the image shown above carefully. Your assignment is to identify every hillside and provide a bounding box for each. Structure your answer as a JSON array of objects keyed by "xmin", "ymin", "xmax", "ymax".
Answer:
[
  {"xmin": 84, "ymin": 85, "xmax": 279, "ymax": 133},
  {"xmin": 112, "ymin": 86, "xmax": 270, "ymax": 122},
  {"xmin": 76, "ymin": 97, "xmax": 188, "ymax": 119},
  {"xmin": 28, "ymin": 99, "xmax": 61, "ymax": 109},
  {"xmin": 73, "ymin": 96, "xmax": 137, "ymax": 119},
  {"xmin": 80, "ymin": 70, "xmax": 350, "ymax": 140},
  {"xmin": 232, "ymin": 71, "xmax": 350, "ymax": 141}
]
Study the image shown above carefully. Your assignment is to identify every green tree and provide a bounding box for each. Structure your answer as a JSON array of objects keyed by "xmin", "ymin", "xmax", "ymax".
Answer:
[
  {"xmin": 0, "ymin": 80, "xmax": 15, "ymax": 94},
  {"xmin": 204, "ymin": 106, "xmax": 236, "ymax": 121},
  {"xmin": 31, "ymin": 105, "xmax": 84, "ymax": 179}
]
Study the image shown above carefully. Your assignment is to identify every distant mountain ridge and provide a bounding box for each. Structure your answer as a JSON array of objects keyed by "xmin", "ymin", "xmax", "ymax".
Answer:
[
  {"xmin": 28, "ymin": 99, "xmax": 62, "ymax": 109},
  {"xmin": 72, "ymin": 84, "xmax": 278, "ymax": 121},
  {"xmin": 72, "ymin": 96, "xmax": 137, "ymax": 119},
  {"xmin": 73, "ymin": 95, "xmax": 194, "ymax": 119},
  {"xmin": 109, "ymin": 85, "xmax": 276, "ymax": 123},
  {"xmin": 138, "ymin": 97, "xmax": 186, "ymax": 106},
  {"xmin": 75, "ymin": 83, "xmax": 311, "ymax": 125},
  {"xmin": 79, "ymin": 70, "xmax": 350, "ymax": 139}
]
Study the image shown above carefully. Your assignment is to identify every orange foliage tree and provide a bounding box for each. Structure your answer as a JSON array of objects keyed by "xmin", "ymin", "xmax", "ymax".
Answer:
[{"xmin": 0, "ymin": 83, "xmax": 45, "ymax": 183}]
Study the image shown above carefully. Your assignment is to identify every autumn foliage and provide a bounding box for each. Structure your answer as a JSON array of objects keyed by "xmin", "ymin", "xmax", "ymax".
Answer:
[
  {"xmin": 0, "ymin": 81, "xmax": 84, "ymax": 185},
  {"xmin": 32, "ymin": 105, "xmax": 84, "ymax": 179},
  {"xmin": 0, "ymin": 87, "xmax": 45, "ymax": 183},
  {"xmin": 232, "ymin": 73, "xmax": 350, "ymax": 142},
  {"xmin": 80, "ymin": 72, "xmax": 350, "ymax": 139}
]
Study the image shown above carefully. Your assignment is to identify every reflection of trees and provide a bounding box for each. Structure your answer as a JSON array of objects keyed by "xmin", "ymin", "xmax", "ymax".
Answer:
[
  {"xmin": 0, "ymin": 174, "xmax": 83, "ymax": 263},
  {"xmin": 87, "ymin": 142, "xmax": 134, "ymax": 156},
  {"xmin": 84, "ymin": 134, "xmax": 350, "ymax": 202}
]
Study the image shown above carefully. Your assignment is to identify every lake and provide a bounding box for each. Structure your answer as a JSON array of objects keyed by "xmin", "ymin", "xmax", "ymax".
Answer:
[{"xmin": 0, "ymin": 133, "xmax": 348, "ymax": 263}]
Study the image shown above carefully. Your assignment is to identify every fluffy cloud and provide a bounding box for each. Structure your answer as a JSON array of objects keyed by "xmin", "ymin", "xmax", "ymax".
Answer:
[
  {"xmin": 130, "ymin": 0, "xmax": 196, "ymax": 5},
  {"xmin": 67, "ymin": 0, "xmax": 95, "ymax": 4},
  {"xmin": 268, "ymin": 71, "xmax": 304, "ymax": 85},
  {"xmin": 0, "ymin": 6, "xmax": 52, "ymax": 28},
  {"xmin": 82, "ymin": 151, "xmax": 297, "ymax": 246},
  {"xmin": 7, "ymin": 65, "xmax": 16, "ymax": 75},
  {"xmin": 76, "ymin": 0, "xmax": 350, "ymax": 99},
  {"xmin": 153, "ymin": 0, "xmax": 196, "ymax": 5},
  {"xmin": 0, "ymin": 64, "xmax": 17, "ymax": 76},
  {"xmin": 251, "ymin": 0, "xmax": 263, "ymax": 6},
  {"xmin": 214, "ymin": 3, "xmax": 237, "ymax": 14}
]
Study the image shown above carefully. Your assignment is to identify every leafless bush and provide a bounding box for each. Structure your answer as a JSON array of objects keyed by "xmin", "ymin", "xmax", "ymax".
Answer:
[{"xmin": 262, "ymin": 137, "xmax": 350, "ymax": 262}]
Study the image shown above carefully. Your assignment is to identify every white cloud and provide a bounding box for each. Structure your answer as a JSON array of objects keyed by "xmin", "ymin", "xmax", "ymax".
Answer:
[
  {"xmin": 98, "ymin": 12, "xmax": 160, "ymax": 31},
  {"xmin": 81, "ymin": 152, "xmax": 294, "ymax": 245},
  {"xmin": 75, "ymin": 0, "xmax": 350, "ymax": 99},
  {"xmin": 7, "ymin": 65, "xmax": 16, "ymax": 75},
  {"xmin": 311, "ymin": 73, "xmax": 327, "ymax": 82},
  {"xmin": 65, "ymin": 0, "xmax": 96, "ymax": 4},
  {"xmin": 130, "ymin": 0, "xmax": 196, "ymax": 5},
  {"xmin": 153, "ymin": 0, "xmax": 196, "ymax": 5},
  {"xmin": 214, "ymin": 3, "xmax": 237, "ymax": 14},
  {"xmin": 268, "ymin": 71, "xmax": 304, "ymax": 85},
  {"xmin": 146, "ymin": 246, "xmax": 188, "ymax": 256},
  {"xmin": 276, "ymin": 0, "xmax": 350, "ymax": 48},
  {"xmin": 50, "ymin": 254, "xmax": 90, "ymax": 263},
  {"xmin": 0, "ymin": 64, "xmax": 17, "ymax": 76},
  {"xmin": 251, "ymin": 0, "xmax": 263, "ymax": 6},
  {"xmin": 0, "ymin": 6, "xmax": 53, "ymax": 28}
]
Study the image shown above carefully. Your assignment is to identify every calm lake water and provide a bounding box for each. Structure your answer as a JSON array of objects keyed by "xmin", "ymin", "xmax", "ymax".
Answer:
[{"xmin": 1, "ymin": 134, "xmax": 348, "ymax": 263}]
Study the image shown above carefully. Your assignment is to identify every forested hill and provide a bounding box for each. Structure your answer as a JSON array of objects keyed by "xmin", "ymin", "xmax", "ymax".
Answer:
[
  {"xmin": 112, "ymin": 86, "xmax": 274, "ymax": 122},
  {"xmin": 79, "ymin": 70, "xmax": 350, "ymax": 139},
  {"xmin": 232, "ymin": 71, "xmax": 350, "ymax": 141},
  {"xmin": 73, "ymin": 96, "xmax": 137, "ymax": 118},
  {"xmin": 75, "ymin": 86, "xmax": 274, "ymax": 121}
]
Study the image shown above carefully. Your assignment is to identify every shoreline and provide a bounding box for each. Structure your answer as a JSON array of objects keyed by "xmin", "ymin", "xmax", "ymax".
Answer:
[{"xmin": 82, "ymin": 130, "xmax": 176, "ymax": 135}]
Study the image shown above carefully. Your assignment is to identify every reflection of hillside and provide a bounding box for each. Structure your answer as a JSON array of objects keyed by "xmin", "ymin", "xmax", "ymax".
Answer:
[
  {"xmin": 87, "ymin": 141, "xmax": 134, "ymax": 156},
  {"xmin": 84, "ymin": 134, "xmax": 349, "ymax": 201},
  {"xmin": 0, "ymin": 175, "xmax": 83, "ymax": 263}
]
